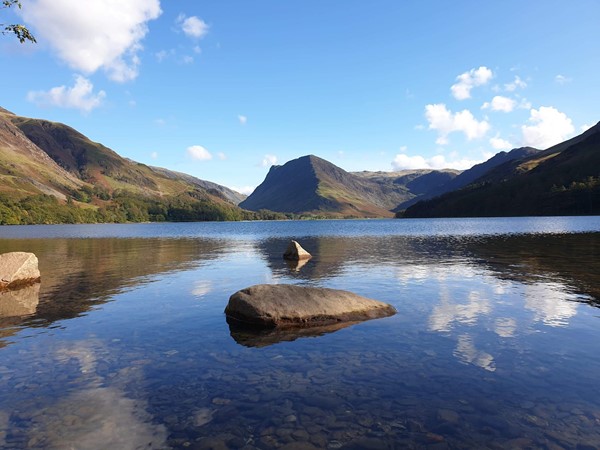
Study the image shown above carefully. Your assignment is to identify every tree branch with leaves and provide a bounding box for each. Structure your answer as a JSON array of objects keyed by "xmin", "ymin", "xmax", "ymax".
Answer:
[{"xmin": 1, "ymin": 0, "xmax": 36, "ymax": 43}]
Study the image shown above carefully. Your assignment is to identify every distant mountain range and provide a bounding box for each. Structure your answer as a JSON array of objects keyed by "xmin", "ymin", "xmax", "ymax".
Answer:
[
  {"xmin": 240, "ymin": 155, "xmax": 462, "ymax": 217},
  {"xmin": 241, "ymin": 123, "xmax": 599, "ymax": 218},
  {"xmin": 1, "ymin": 106, "xmax": 598, "ymax": 222}
]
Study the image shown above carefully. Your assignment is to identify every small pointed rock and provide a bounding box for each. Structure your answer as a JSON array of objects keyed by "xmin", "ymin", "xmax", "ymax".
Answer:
[
  {"xmin": 283, "ymin": 240, "xmax": 312, "ymax": 261},
  {"xmin": 0, "ymin": 252, "xmax": 40, "ymax": 290}
]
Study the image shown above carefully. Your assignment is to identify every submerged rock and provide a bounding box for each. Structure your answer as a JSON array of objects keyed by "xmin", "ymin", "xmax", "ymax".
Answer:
[
  {"xmin": 283, "ymin": 240, "xmax": 312, "ymax": 261},
  {"xmin": 0, "ymin": 252, "xmax": 41, "ymax": 291},
  {"xmin": 225, "ymin": 284, "xmax": 396, "ymax": 328}
]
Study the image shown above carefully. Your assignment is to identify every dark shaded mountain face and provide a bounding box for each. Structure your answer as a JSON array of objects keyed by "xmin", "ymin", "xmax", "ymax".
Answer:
[
  {"xmin": 240, "ymin": 155, "xmax": 461, "ymax": 217},
  {"xmin": 394, "ymin": 147, "xmax": 540, "ymax": 211},
  {"xmin": 404, "ymin": 122, "xmax": 600, "ymax": 218}
]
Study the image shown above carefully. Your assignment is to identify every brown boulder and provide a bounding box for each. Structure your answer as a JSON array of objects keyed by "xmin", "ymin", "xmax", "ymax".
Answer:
[
  {"xmin": 225, "ymin": 284, "xmax": 395, "ymax": 328},
  {"xmin": 0, "ymin": 252, "xmax": 41, "ymax": 290},
  {"xmin": 283, "ymin": 240, "xmax": 312, "ymax": 261}
]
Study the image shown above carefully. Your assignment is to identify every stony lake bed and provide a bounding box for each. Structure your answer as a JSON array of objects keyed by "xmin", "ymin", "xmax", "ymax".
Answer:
[{"xmin": 0, "ymin": 217, "xmax": 600, "ymax": 449}]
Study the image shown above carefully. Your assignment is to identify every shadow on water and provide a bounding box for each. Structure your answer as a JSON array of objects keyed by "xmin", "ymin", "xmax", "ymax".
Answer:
[
  {"xmin": 465, "ymin": 232, "xmax": 600, "ymax": 303},
  {"xmin": 227, "ymin": 318, "xmax": 358, "ymax": 348}
]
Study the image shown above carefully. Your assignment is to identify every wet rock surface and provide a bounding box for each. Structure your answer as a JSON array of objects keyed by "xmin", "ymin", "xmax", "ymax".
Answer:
[{"xmin": 225, "ymin": 284, "xmax": 396, "ymax": 328}]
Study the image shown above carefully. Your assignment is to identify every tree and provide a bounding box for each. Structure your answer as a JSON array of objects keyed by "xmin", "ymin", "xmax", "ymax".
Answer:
[{"xmin": 1, "ymin": 0, "xmax": 35, "ymax": 43}]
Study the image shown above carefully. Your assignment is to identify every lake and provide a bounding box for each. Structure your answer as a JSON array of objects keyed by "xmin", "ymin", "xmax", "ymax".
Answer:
[{"xmin": 0, "ymin": 217, "xmax": 600, "ymax": 449}]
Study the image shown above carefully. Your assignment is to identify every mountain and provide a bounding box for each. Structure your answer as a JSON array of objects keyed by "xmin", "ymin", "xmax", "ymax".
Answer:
[
  {"xmin": 240, "ymin": 155, "xmax": 460, "ymax": 217},
  {"xmin": 404, "ymin": 122, "xmax": 600, "ymax": 218},
  {"xmin": 0, "ymin": 109, "xmax": 254, "ymax": 224},
  {"xmin": 148, "ymin": 166, "xmax": 246, "ymax": 205}
]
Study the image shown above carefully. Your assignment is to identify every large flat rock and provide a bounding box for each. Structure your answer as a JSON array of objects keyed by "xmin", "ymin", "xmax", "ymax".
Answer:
[
  {"xmin": 0, "ymin": 252, "xmax": 40, "ymax": 290},
  {"xmin": 225, "ymin": 284, "xmax": 395, "ymax": 328}
]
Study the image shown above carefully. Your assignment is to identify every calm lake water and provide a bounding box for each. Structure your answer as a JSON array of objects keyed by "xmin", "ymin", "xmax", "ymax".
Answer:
[{"xmin": 1, "ymin": 217, "xmax": 600, "ymax": 449}]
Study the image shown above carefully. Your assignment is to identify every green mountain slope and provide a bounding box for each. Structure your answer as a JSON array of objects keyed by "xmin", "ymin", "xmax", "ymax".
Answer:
[
  {"xmin": 404, "ymin": 122, "xmax": 600, "ymax": 218},
  {"xmin": 0, "ymin": 109, "xmax": 253, "ymax": 224}
]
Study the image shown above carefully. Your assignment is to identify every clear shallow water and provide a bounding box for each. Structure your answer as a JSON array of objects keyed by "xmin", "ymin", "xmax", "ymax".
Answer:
[{"xmin": 0, "ymin": 218, "xmax": 599, "ymax": 449}]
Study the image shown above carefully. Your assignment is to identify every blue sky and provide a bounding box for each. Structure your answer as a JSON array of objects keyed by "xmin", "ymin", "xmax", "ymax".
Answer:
[{"xmin": 1, "ymin": 1, "xmax": 599, "ymax": 194}]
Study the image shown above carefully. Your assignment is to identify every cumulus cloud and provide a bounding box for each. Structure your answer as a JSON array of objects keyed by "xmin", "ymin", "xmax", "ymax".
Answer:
[
  {"xmin": 482, "ymin": 95, "xmax": 516, "ymax": 113},
  {"xmin": 504, "ymin": 75, "xmax": 527, "ymax": 92},
  {"xmin": 489, "ymin": 136, "xmax": 513, "ymax": 150},
  {"xmin": 177, "ymin": 14, "xmax": 209, "ymax": 39},
  {"xmin": 521, "ymin": 106, "xmax": 575, "ymax": 149},
  {"xmin": 27, "ymin": 75, "xmax": 106, "ymax": 113},
  {"xmin": 238, "ymin": 115, "xmax": 247, "ymax": 125},
  {"xmin": 451, "ymin": 66, "xmax": 493, "ymax": 100},
  {"xmin": 22, "ymin": 0, "xmax": 162, "ymax": 82},
  {"xmin": 261, "ymin": 154, "xmax": 277, "ymax": 167},
  {"xmin": 391, "ymin": 152, "xmax": 483, "ymax": 171},
  {"xmin": 555, "ymin": 74, "xmax": 572, "ymax": 85},
  {"xmin": 425, "ymin": 103, "xmax": 490, "ymax": 145},
  {"xmin": 187, "ymin": 145, "xmax": 212, "ymax": 161}
]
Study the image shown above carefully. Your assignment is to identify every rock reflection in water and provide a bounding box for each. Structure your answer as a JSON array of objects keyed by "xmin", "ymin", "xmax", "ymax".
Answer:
[
  {"xmin": 0, "ymin": 283, "xmax": 39, "ymax": 318},
  {"xmin": 227, "ymin": 318, "xmax": 356, "ymax": 347},
  {"xmin": 0, "ymin": 284, "xmax": 40, "ymax": 348}
]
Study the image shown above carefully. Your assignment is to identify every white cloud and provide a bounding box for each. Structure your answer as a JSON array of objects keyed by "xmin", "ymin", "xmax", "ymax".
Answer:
[
  {"xmin": 391, "ymin": 152, "xmax": 483, "ymax": 171},
  {"xmin": 150, "ymin": 151, "xmax": 158, "ymax": 159},
  {"xmin": 425, "ymin": 103, "xmax": 490, "ymax": 145},
  {"xmin": 177, "ymin": 14, "xmax": 209, "ymax": 39},
  {"xmin": 555, "ymin": 74, "xmax": 572, "ymax": 85},
  {"xmin": 187, "ymin": 145, "xmax": 212, "ymax": 161},
  {"xmin": 261, "ymin": 154, "xmax": 277, "ymax": 167},
  {"xmin": 155, "ymin": 50, "xmax": 169, "ymax": 62},
  {"xmin": 518, "ymin": 98, "xmax": 532, "ymax": 110},
  {"xmin": 238, "ymin": 115, "xmax": 247, "ymax": 125},
  {"xmin": 451, "ymin": 66, "xmax": 493, "ymax": 100},
  {"xmin": 581, "ymin": 123, "xmax": 594, "ymax": 132},
  {"xmin": 489, "ymin": 136, "xmax": 513, "ymax": 150},
  {"xmin": 504, "ymin": 76, "xmax": 527, "ymax": 92},
  {"xmin": 181, "ymin": 55, "xmax": 194, "ymax": 64},
  {"xmin": 521, "ymin": 106, "xmax": 575, "ymax": 149},
  {"xmin": 482, "ymin": 95, "xmax": 516, "ymax": 113},
  {"xmin": 217, "ymin": 152, "xmax": 227, "ymax": 160},
  {"xmin": 154, "ymin": 118, "xmax": 166, "ymax": 126},
  {"xmin": 27, "ymin": 75, "xmax": 106, "ymax": 113},
  {"xmin": 22, "ymin": 0, "xmax": 161, "ymax": 82},
  {"xmin": 231, "ymin": 185, "xmax": 255, "ymax": 195}
]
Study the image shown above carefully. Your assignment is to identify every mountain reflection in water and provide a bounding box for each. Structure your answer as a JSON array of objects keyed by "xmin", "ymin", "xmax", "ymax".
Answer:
[{"xmin": 0, "ymin": 220, "xmax": 599, "ymax": 449}]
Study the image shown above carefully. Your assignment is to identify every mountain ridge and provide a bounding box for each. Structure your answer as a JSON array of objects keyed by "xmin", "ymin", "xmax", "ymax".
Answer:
[
  {"xmin": 0, "ymin": 108, "xmax": 257, "ymax": 224},
  {"xmin": 404, "ymin": 122, "xmax": 600, "ymax": 217}
]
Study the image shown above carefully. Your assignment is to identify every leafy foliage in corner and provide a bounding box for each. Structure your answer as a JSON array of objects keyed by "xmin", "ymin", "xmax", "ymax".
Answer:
[{"xmin": 1, "ymin": 1, "xmax": 36, "ymax": 43}]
